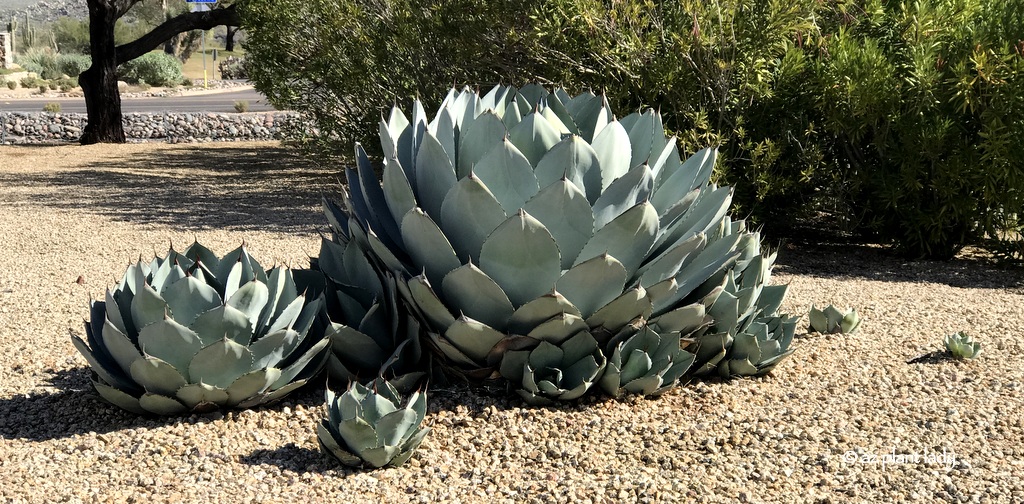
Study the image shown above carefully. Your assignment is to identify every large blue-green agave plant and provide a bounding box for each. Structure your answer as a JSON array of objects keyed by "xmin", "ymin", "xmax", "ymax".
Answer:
[{"xmin": 326, "ymin": 84, "xmax": 796, "ymax": 403}]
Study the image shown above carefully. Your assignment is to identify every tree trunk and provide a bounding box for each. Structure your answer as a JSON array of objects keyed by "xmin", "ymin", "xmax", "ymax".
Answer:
[
  {"xmin": 81, "ymin": 0, "xmax": 125, "ymax": 144},
  {"xmin": 225, "ymin": 26, "xmax": 235, "ymax": 52}
]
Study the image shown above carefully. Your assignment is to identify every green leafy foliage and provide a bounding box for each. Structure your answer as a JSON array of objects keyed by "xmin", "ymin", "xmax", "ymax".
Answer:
[
  {"xmin": 119, "ymin": 52, "xmax": 185, "ymax": 87},
  {"xmin": 243, "ymin": 0, "xmax": 1024, "ymax": 258}
]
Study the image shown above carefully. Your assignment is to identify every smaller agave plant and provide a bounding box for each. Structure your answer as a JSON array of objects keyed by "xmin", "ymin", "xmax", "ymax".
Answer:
[
  {"xmin": 599, "ymin": 326, "xmax": 695, "ymax": 397},
  {"xmin": 317, "ymin": 379, "xmax": 429, "ymax": 468},
  {"xmin": 944, "ymin": 331, "xmax": 981, "ymax": 360},
  {"xmin": 72, "ymin": 242, "xmax": 331, "ymax": 415},
  {"xmin": 808, "ymin": 304, "xmax": 861, "ymax": 334},
  {"xmin": 498, "ymin": 331, "xmax": 607, "ymax": 405}
]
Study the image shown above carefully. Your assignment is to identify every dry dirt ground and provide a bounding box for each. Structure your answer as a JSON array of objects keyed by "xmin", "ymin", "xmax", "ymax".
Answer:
[{"xmin": 0, "ymin": 142, "xmax": 1022, "ymax": 503}]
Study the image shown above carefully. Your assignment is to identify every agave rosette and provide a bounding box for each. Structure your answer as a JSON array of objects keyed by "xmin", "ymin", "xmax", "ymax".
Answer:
[
  {"xmin": 315, "ymin": 200, "xmax": 426, "ymax": 391},
  {"xmin": 72, "ymin": 242, "xmax": 331, "ymax": 415},
  {"xmin": 331, "ymin": 84, "xmax": 795, "ymax": 397},
  {"xmin": 317, "ymin": 379, "xmax": 430, "ymax": 468}
]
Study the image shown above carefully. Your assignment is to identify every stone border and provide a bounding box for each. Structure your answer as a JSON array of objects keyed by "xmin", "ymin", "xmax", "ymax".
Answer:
[{"xmin": 0, "ymin": 110, "xmax": 308, "ymax": 144}]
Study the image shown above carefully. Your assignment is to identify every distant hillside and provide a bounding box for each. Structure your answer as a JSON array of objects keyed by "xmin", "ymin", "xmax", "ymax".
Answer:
[{"xmin": 1, "ymin": 0, "xmax": 87, "ymax": 24}]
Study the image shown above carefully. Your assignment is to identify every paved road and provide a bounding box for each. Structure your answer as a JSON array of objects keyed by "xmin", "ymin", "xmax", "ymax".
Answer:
[{"xmin": 0, "ymin": 88, "xmax": 278, "ymax": 113}]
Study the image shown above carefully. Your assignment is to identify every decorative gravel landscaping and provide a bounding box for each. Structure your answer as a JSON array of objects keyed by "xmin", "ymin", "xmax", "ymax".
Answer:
[{"xmin": 0, "ymin": 142, "xmax": 1021, "ymax": 503}]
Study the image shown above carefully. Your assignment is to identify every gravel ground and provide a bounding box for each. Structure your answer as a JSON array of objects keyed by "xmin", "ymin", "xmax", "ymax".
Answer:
[{"xmin": 1, "ymin": 142, "xmax": 1022, "ymax": 503}]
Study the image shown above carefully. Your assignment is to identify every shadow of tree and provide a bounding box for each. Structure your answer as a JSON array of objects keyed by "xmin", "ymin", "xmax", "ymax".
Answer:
[
  {"xmin": 774, "ymin": 242, "xmax": 1024, "ymax": 290},
  {"xmin": 0, "ymin": 367, "xmax": 162, "ymax": 441},
  {"xmin": 2, "ymin": 145, "xmax": 341, "ymax": 234}
]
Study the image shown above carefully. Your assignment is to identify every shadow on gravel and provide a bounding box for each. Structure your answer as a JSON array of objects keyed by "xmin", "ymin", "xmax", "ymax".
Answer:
[
  {"xmin": 0, "ymin": 367, "xmax": 156, "ymax": 441},
  {"xmin": 241, "ymin": 444, "xmax": 345, "ymax": 474},
  {"xmin": 774, "ymin": 242, "xmax": 1024, "ymax": 290},
  {"xmin": 7, "ymin": 145, "xmax": 342, "ymax": 234}
]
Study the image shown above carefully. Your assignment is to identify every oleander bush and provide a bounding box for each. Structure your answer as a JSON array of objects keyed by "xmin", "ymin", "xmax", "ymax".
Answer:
[{"xmin": 243, "ymin": 0, "xmax": 1024, "ymax": 259}]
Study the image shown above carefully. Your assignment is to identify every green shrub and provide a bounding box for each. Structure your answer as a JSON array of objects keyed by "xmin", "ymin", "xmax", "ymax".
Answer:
[
  {"xmin": 5, "ymin": 80, "xmax": 16, "ymax": 90},
  {"xmin": 119, "ymin": 52, "xmax": 184, "ymax": 87},
  {"xmin": 57, "ymin": 77, "xmax": 78, "ymax": 92},
  {"xmin": 56, "ymin": 53, "xmax": 91, "ymax": 77},
  {"xmin": 233, "ymin": 100, "xmax": 250, "ymax": 112},
  {"xmin": 15, "ymin": 49, "xmax": 62, "ymax": 80},
  {"xmin": 243, "ymin": 0, "xmax": 1024, "ymax": 258},
  {"xmin": 42, "ymin": 102, "xmax": 61, "ymax": 113},
  {"xmin": 20, "ymin": 76, "xmax": 44, "ymax": 89}
]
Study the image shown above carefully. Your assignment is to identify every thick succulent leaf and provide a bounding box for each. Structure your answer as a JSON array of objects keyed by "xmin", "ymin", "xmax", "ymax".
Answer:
[
  {"xmin": 183, "ymin": 241, "xmax": 221, "ymax": 275},
  {"xmin": 457, "ymin": 110, "xmax": 506, "ymax": 178},
  {"xmin": 258, "ymin": 267, "xmax": 299, "ymax": 334},
  {"xmin": 190, "ymin": 305, "xmax": 254, "ymax": 347},
  {"xmin": 526, "ymin": 341, "xmax": 564, "ymax": 371},
  {"xmin": 534, "ymin": 135, "xmax": 601, "ymax": 202},
  {"xmin": 708, "ymin": 290, "xmax": 741, "ymax": 335},
  {"xmin": 522, "ymin": 179, "xmax": 594, "ymax": 270},
  {"xmin": 526, "ymin": 313, "xmax": 589, "ymax": 345},
  {"xmin": 670, "ymin": 233, "xmax": 744, "ymax": 306},
  {"xmin": 406, "ymin": 275, "xmax": 456, "ymax": 330},
  {"xmin": 176, "ymin": 382, "xmax": 230, "ymax": 410},
  {"xmin": 227, "ymin": 280, "xmax": 270, "ymax": 333},
  {"xmin": 586, "ymin": 287, "xmax": 652, "ymax": 334},
  {"xmin": 415, "ymin": 131, "xmax": 459, "ymax": 221},
  {"xmin": 507, "ymin": 291, "xmax": 582, "ymax": 335},
  {"xmin": 441, "ymin": 263, "xmax": 515, "ymax": 330},
  {"xmin": 382, "ymin": 157, "xmax": 418, "ymax": 233},
  {"xmin": 439, "ymin": 174, "xmax": 507, "ymax": 264},
  {"xmin": 225, "ymin": 368, "xmax": 281, "ymax": 406},
  {"xmin": 473, "ymin": 139, "xmax": 540, "ymax": 214},
  {"xmin": 652, "ymin": 186, "xmax": 732, "ymax": 257},
  {"xmin": 568, "ymin": 92, "xmax": 610, "ymax": 142},
  {"xmin": 542, "ymin": 94, "xmax": 578, "ymax": 134},
  {"xmin": 619, "ymin": 348, "xmax": 654, "ymax": 383},
  {"xmin": 101, "ymin": 319, "xmax": 143, "ymax": 376},
  {"xmin": 592, "ymin": 164, "xmax": 655, "ymax": 230},
  {"xmin": 390, "ymin": 427, "xmax": 430, "ymax": 467},
  {"xmin": 591, "ymin": 121, "xmax": 631, "ymax": 193},
  {"xmin": 556, "ymin": 255, "xmax": 627, "ymax": 318},
  {"xmin": 508, "ymin": 111, "xmax": 562, "ymax": 168},
  {"xmin": 137, "ymin": 318, "xmax": 203, "ymax": 377},
  {"xmin": 152, "ymin": 263, "xmax": 186, "ymax": 297},
  {"xmin": 498, "ymin": 349, "xmax": 530, "ymax": 382},
  {"xmin": 130, "ymin": 356, "xmax": 187, "ymax": 396},
  {"xmin": 138, "ymin": 392, "xmax": 188, "ymax": 416},
  {"xmin": 638, "ymin": 233, "xmax": 706, "ymax": 287},
  {"xmin": 92, "ymin": 380, "xmax": 146, "ymax": 415},
  {"xmin": 354, "ymin": 144, "xmax": 404, "ymax": 252},
  {"xmin": 479, "ymin": 211, "xmax": 561, "ymax": 307},
  {"xmin": 103, "ymin": 290, "xmax": 128, "ymax": 336},
  {"xmin": 72, "ymin": 335, "xmax": 138, "ymax": 394},
  {"xmin": 653, "ymin": 304, "xmax": 710, "ymax": 334},
  {"xmin": 328, "ymin": 325, "xmax": 385, "ymax": 371},
  {"xmin": 266, "ymin": 296, "xmax": 306, "ymax": 335},
  {"xmin": 188, "ymin": 338, "xmax": 254, "ymax": 388},
  {"xmin": 756, "ymin": 285, "xmax": 789, "ymax": 316},
  {"xmin": 318, "ymin": 421, "xmax": 364, "ymax": 467},
  {"xmin": 574, "ymin": 201, "xmax": 659, "ymax": 278},
  {"xmin": 130, "ymin": 282, "xmax": 167, "ymax": 331},
  {"xmin": 653, "ymin": 148, "xmax": 717, "ymax": 208},
  {"xmin": 646, "ymin": 278, "xmax": 679, "ymax": 314},
  {"xmin": 251, "ymin": 328, "xmax": 301, "ymax": 369},
  {"xmin": 502, "ymin": 98, "xmax": 522, "ymax": 130},
  {"xmin": 270, "ymin": 337, "xmax": 331, "ymax": 389},
  {"xmin": 625, "ymin": 110, "xmax": 657, "ymax": 169},
  {"xmin": 376, "ymin": 408, "xmax": 420, "ymax": 447},
  {"xmin": 434, "ymin": 107, "xmax": 457, "ymax": 166},
  {"xmin": 401, "ymin": 208, "xmax": 462, "ymax": 286},
  {"xmin": 443, "ymin": 317, "xmax": 506, "ymax": 364}
]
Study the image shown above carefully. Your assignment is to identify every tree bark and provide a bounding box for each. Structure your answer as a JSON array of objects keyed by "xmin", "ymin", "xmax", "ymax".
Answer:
[
  {"xmin": 80, "ymin": 0, "xmax": 125, "ymax": 144},
  {"xmin": 80, "ymin": 2, "xmax": 242, "ymax": 145},
  {"xmin": 226, "ymin": 26, "xmax": 236, "ymax": 52}
]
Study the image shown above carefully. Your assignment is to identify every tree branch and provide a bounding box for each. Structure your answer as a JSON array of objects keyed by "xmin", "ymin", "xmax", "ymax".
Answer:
[{"xmin": 116, "ymin": 4, "xmax": 241, "ymax": 63}]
